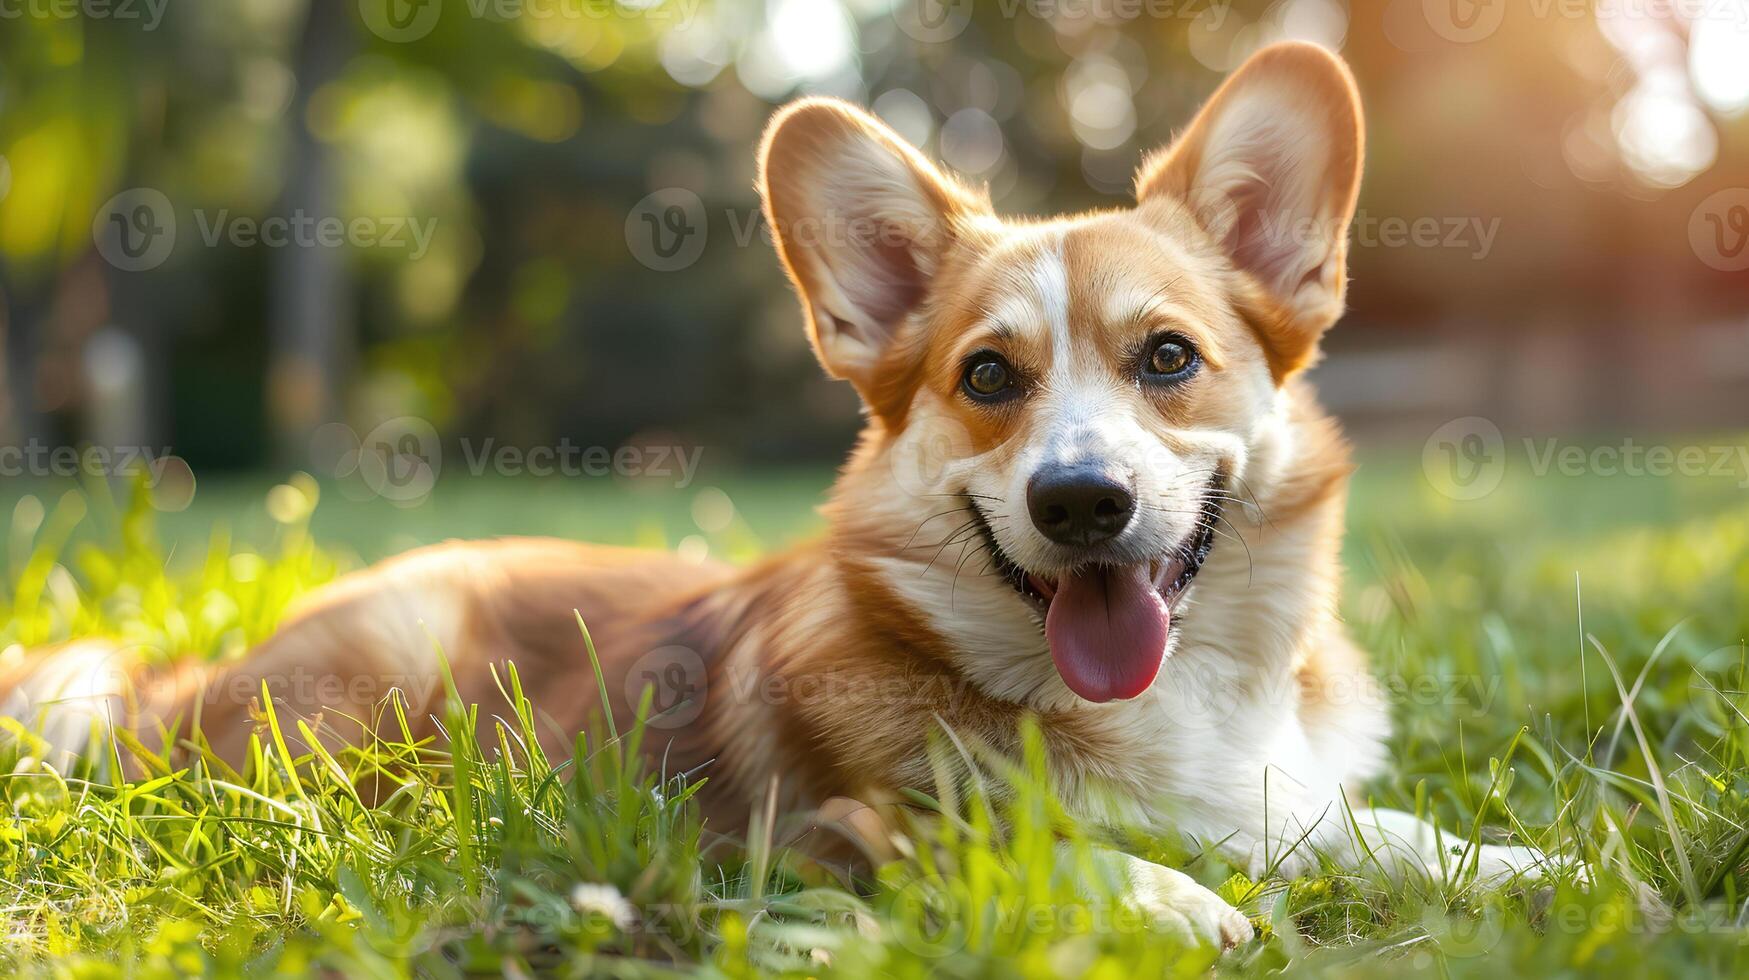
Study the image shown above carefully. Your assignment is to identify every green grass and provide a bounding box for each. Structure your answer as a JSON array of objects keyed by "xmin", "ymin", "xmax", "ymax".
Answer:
[{"xmin": 1, "ymin": 442, "xmax": 1747, "ymax": 977}]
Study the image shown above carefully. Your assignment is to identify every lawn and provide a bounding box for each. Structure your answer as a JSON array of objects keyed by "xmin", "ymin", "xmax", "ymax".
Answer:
[{"xmin": 1, "ymin": 441, "xmax": 1747, "ymax": 977}]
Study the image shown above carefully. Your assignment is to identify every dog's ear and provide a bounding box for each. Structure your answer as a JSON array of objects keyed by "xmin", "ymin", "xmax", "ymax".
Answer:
[
  {"xmin": 1135, "ymin": 42, "xmax": 1363, "ymax": 379},
  {"xmin": 760, "ymin": 98, "xmax": 983, "ymax": 405}
]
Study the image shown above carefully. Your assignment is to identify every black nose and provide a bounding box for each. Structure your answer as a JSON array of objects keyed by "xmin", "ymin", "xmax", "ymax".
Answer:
[{"xmin": 1026, "ymin": 465, "xmax": 1135, "ymax": 546}]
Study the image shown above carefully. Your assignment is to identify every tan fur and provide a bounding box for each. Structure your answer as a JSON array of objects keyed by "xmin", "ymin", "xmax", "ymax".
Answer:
[{"xmin": 7, "ymin": 47, "xmax": 1539, "ymax": 895}]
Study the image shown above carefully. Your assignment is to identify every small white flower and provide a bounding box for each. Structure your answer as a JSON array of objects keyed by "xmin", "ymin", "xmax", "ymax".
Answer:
[{"xmin": 569, "ymin": 882, "xmax": 636, "ymax": 931}]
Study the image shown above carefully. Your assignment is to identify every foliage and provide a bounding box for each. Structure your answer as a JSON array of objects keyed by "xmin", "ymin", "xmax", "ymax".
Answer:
[{"xmin": 1, "ymin": 460, "xmax": 1748, "ymax": 976}]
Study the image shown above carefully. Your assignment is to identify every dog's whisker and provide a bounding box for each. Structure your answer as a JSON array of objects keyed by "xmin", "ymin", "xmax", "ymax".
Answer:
[
  {"xmin": 949, "ymin": 537, "xmax": 987, "ymax": 609},
  {"xmin": 1208, "ymin": 511, "xmax": 1255, "ymax": 586},
  {"xmin": 921, "ymin": 520, "xmax": 992, "ymax": 575},
  {"xmin": 1219, "ymin": 474, "xmax": 1275, "ymax": 529},
  {"xmin": 924, "ymin": 491, "xmax": 1005, "ymax": 503},
  {"xmin": 900, "ymin": 507, "xmax": 976, "ymax": 553},
  {"xmin": 912, "ymin": 520, "xmax": 980, "ymax": 570}
]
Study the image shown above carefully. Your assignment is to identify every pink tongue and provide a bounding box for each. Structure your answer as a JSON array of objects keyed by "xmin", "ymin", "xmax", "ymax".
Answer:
[{"xmin": 1044, "ymin": 564, "xmax": 1169, "ymax": 703}]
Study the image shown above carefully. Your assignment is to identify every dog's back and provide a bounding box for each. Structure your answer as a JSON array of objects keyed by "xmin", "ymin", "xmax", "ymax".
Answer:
[{"xmin": 0, "ymin": 538, "xmax": 736, "ymax": 774}]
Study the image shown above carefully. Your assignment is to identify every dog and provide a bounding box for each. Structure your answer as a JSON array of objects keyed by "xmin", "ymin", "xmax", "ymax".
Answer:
[{"xmin": 2, "ymin": 42, "xmax": 1553, "ymax": 950}]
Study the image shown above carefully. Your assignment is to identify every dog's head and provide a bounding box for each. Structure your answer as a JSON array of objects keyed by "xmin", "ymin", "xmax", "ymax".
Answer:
[{"xmin": 758, "ymin": 43, "xmax": 1363, "ymax": 707}]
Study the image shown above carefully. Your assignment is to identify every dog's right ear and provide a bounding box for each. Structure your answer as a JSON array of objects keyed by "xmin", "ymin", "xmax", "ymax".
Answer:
[{"xmin": 759, "ymin": 98, "xmax": 983, "ymax": 407}]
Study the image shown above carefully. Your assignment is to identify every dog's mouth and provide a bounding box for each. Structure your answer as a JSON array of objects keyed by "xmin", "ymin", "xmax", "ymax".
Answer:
[{"xmin": 968, "ymin": 483, "xmax": 1222, "ymax": 704}]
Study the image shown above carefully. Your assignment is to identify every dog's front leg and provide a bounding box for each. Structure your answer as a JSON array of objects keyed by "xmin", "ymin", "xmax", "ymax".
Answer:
[
  {"xmin": 811, "ymin": 801, "xmax": 1253, "ymax": 949},
  {"xmin": 1315, "ymin": 807, "xmax": 1556, "ymax": 885},
  {"xmin": 1071, "ymin": 843, "xmax": 1255, "ymax": 950}
]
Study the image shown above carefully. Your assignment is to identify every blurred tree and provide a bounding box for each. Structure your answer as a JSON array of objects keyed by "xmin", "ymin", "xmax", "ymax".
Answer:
[{"xmin": 0, "ymin": 0, "xmax": 1744, "ymax": 465}]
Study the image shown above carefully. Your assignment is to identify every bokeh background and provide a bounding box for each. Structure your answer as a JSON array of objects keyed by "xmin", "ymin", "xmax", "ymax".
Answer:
[{"xmin": 0, "ymin": 0, "xmax": 1746, "ymax": 558}]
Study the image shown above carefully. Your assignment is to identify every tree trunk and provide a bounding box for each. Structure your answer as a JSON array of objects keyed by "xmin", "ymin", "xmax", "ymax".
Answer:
[{"xmin": 266, "ymin": 0, "xmax": 354, "ymax": 465}]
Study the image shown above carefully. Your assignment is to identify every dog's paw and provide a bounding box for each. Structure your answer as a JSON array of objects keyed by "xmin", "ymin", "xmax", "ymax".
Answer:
[
  {"xmin": 1119, "ymin": 856, "xmax": 1254, "ymax": 950},
  {"xmin": 1234, "ymin": 837, "xmax": 1318, "ymax": 881},
  {"xmin": 1429, "ymin": 841, "xmax": 1592, "ymax": 889},
  {"xmin": 1471, "ymin": 842, "xmax": 1549, "ymax": 884},
  {"xmin": 1467, "ymin": 842, "xmax": 1593, "ymax": 887}
]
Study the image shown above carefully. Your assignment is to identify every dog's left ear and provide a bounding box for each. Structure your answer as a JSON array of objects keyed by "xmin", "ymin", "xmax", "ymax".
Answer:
[{"xmin": 1136, "ymin": 42, "xmax": 1363, "ymax": 380}]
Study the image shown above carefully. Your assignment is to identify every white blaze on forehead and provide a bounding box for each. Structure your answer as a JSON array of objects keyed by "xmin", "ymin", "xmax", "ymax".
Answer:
[
  {"xmin": 1030, "ymin": 239, "xmax": 1072, "ymax": 359},
  {"xmin": 1022, "ymin": 240, "xmax": 1143, "ymax": 468},
  {"xmin": 979, "ymin": 230, "xmax": 1070, "ymax": 346}
]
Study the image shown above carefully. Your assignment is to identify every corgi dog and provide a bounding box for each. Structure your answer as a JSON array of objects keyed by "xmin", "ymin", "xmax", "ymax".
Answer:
[{"xmin": 3, "ymin": 42, "xmax": 1552, "ymax": 949}]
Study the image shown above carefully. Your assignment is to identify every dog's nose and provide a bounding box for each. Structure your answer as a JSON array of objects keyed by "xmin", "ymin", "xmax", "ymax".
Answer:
[{"xmin": 1026, "ymin": 465, "xmax": 1135, "ymax": 546}]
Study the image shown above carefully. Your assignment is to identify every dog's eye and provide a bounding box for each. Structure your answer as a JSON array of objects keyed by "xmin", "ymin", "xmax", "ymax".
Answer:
[
  {"xmin": 1143, "ymin": 336, "xmax": 1199, "ymax": 382},
  {"xmin": 962, "ymin": 355, "xmax": 1015, "ymax": 400}
]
